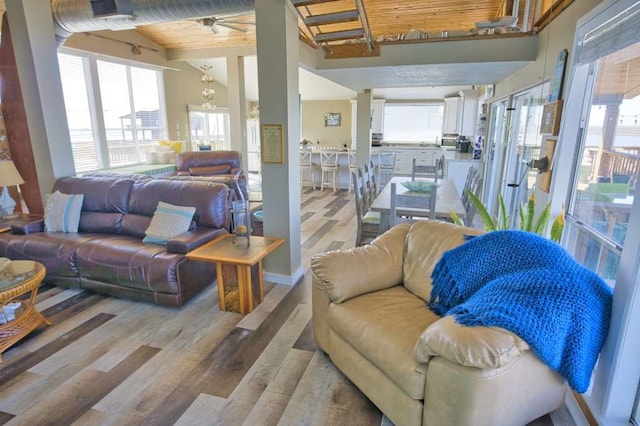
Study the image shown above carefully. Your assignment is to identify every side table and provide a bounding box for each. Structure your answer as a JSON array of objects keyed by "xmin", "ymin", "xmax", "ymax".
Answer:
[
  {"xmin": 0, "ymin": 260, "xmax": 51, "ymax": 361},
  {"xmin": 186, "ymin": 234, "xmax": 285, "ymax": 314},
  {"xmin": 0, "ymin": 213, "xmax": 43, "ymax": 233}
]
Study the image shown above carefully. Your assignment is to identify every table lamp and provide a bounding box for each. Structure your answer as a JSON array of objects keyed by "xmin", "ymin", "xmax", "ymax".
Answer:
[{"xmin": 0, "ymin": 160, "xmax": 25, "ymax": 219}]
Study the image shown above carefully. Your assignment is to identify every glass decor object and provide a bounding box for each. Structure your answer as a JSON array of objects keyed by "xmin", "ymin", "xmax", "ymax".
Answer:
[
  {"xmin": 0, "ymin": 160, "xmax": 25, "ymax": 219},
  {"xmin": 231, "ymin": 200, "xmax": 251, "ymax": 245},
  {"xmin": 400, "ymin": 180, "xmax": 438, "ymax": 193}
]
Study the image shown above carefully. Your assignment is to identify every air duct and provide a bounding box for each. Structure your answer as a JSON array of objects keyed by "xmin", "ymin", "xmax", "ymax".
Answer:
[{"xmin": 51, "ymin": 0, "xmax": 255, "ymax": 46}]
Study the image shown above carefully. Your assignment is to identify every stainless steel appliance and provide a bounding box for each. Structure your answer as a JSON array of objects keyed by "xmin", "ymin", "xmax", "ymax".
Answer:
[
  {"xmin": 441, "ymin": 133, "xmax": 458, "ymax": 148},
  {"xmin": 371, "ymin": 133, "xmax": 383, "ymax": 147}
]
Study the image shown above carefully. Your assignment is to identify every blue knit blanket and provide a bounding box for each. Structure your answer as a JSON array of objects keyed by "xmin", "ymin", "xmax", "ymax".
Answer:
[{"xmin": 429, "ymin": 230, "xmax": 612, "ymax": 393}]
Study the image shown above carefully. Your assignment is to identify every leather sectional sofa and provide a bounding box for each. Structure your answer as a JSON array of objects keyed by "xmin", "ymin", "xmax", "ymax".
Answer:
[
  {"xmin": 311, "ymin": 221, "xmax": 567, "ymax": 426},
  {"xmin": 172, "ymin": 150, "xmax": 248, "ymax": 200},
  {"xmin": 0, "ymin": 175, "xmax": 231, "ymax": 307}
]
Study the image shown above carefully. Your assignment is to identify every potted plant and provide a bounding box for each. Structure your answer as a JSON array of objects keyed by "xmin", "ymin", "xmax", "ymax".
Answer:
[{"xmin": 451, "ymin": 191, "xmax": 565, "ymax": 243}]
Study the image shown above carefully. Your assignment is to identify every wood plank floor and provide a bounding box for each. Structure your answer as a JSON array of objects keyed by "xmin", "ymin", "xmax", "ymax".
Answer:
[{"xmin": 0, "ymin": 187, "xmax": 574, "ymax": 425}]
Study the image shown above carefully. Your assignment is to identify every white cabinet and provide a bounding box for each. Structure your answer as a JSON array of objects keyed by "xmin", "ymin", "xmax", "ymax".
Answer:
[
  {"xmin": 371, "ymin": 99, "xmax": 385, "ymax": 134},
  {"xmin": 350, "ymin": 99, "xmax": 385, "ymax": 148},
  {"xmin": 381, "ymin": 146, "xmax": 449, "ymax": 175},
  {"xmin": 458, "ymin": 90, "xmax": 479, "ymax": 137},
  {"xmin": 443, "ymin": 97, "xmax": 461, "ymax": 134},
  {"xmin": 443, "ymin": 91, "xmax": 479, "ymax": 138}
]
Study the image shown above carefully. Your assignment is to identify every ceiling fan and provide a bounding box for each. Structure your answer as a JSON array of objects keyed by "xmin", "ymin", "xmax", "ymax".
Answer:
[{"xmin": 197, "ymin": 16, "xmax": 255, "ymax": 34}]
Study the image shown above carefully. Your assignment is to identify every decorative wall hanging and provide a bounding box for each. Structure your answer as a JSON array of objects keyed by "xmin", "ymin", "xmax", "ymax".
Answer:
[
  {"xmin": 200, "ymin": 62, "xmax": 216, "ymax": 111},
  {"xmin": 540, "ymin": 100, "xmax": 563, "ymax": 135},
  {"xmin": 549, "ymin": 49, "xmax": 568, "ymax": 102},
  {"xmin": 261, "ymin": 124, "xmax": 284, "ymax": 164},
  {"xmin": 324, "ymin": 112, "xmax": 341, "ymax": 127}
]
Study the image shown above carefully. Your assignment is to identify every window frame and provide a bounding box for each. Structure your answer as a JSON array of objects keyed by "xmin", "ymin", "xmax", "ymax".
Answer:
[
  {"xmin": 553, "ymin": 1, "xmax": 640, "ymax": 422},
  {"xmin": 382, "ymin": 102, "xmax": 444, "ymax": 144},
  {"xmin": 58, "ymin": 48, "xmax": 168, "ymax": 172}
]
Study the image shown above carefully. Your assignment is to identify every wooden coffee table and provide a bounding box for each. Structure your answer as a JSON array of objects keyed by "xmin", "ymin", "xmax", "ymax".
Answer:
[
  {"xmin": 186, "ymin": 234, "xmax": 285, "ymax": 314},
  {"xmin": 0, "ymin": 260, "xmax": 50, "ymax": 361}
]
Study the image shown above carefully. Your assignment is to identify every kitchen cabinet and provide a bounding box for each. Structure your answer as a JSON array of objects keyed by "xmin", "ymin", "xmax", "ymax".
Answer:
[
  {"xmin": 379, "ymin": 146, "xmax": 448, "ymax": 175},
  {"xmin": 350, "ymin": 99, "xmax": 385, "ymax": 148},
  {"xmin": 443, "ymin": 97, "xmax": 462, "ymax": 134},
  {"xmin": 442, "ymin": 91, "xmax": 479, "ymax": 138},
  {"xmin": 371, "ymin": 99, "xmax": 385, "ymax": 134}
]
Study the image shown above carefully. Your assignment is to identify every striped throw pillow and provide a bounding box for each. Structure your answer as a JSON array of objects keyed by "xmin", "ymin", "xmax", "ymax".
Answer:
[
  {"xmin": 143, "ymin": 201, "xmax": 196, "ymax": 245},
  {"xmin": 44, "ymin": 191, "xmax": 84, "ymax": 233}
]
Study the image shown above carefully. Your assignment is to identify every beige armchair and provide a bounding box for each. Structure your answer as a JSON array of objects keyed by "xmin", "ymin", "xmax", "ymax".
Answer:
[{"xmin": 311, "ymin": 221, "xmax": 567, "ymax": 426}]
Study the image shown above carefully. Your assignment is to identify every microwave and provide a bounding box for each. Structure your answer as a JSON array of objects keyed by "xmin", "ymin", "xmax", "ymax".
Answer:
[{"xmin": 441, "ymin": 133, "xmax": 458, "ymax": 147}]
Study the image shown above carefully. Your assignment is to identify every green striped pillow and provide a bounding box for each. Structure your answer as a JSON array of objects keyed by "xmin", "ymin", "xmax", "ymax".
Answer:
[
  {"xmin": 143, "ymin": 201, "xmax": 196, "ymax": 245},
  {"xmin": 44, "ymin": 191, "xmax": 84, "ymax": 233}
]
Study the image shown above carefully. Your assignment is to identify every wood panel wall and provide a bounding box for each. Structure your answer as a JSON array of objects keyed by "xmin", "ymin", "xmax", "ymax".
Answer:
[{"xmin": 0, "ymin": 14, "xmax": 44, "ymax": 214}]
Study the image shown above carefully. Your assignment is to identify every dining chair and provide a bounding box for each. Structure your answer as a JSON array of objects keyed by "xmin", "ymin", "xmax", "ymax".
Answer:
[
  {"xmin": 319, "ymin": 148, "xmax": 339, "ymax": 191},
  {"xmin": 411, "ymin": 155, "xmax": 444, "ymax": 182},
  {"xmin": 347, "ymin": 149, "xmax": 358, "ymax": 191},
  {"xmin": 460, "ymin": 167, "xmax": 482, "ymax": 227},
  {"xmin": 363, "ymin": 161, "xmax": 376, "ymax": 203},
  {"xmin": 389, "ymin": 181, "xmax": 437, "ymax": 227},
  {"xmin": 352, "ymin": 169, "xmax": 381, "ymax": 246},
  {"xmin": 300, "ymin": 148, "xmax": 316, "ymax": 190},
  {"xmin": 377, "ymin": 150, "xmax": 397, "ymax": 188},
  {"xmin": 368, "ymin": 159, "xmax": 379, "ymax": 195}
]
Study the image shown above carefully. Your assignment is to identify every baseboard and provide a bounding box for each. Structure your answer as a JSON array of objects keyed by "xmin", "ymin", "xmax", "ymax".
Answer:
[
  {"xmin": 264, "ymin": 265, "xmax": 304, "ymax": 286},
  {"xmin": 565, "ymin": 391, "xmax": 594, "ymax": 426}
]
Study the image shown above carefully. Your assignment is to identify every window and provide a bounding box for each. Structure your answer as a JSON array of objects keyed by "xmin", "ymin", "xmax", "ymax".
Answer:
[
  {"xmin": 560, "ymin": 1, "xmax": 640, "ymax": 422},
  {"xmin": 58, "ymin": 51, "xmax": 166, "ymax": 172},
  {"xmin": 188, "ymin": 106, "xmax": 230, "ymax": 151},
  {"xmin": 500, "ymin": 83, "xmax": 550, "ymax": 226},
  {"xmin": 383, "ymin": 104, "xmax": 443, "ymax": 143}
]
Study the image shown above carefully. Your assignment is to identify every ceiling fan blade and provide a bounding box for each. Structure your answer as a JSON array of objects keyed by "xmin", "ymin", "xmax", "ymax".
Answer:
[
  {"xmin": 210, "ymin": 24, "xmax": 219, "ymax": 34},
  {"xmin": 219, "ymin": 19, "xmax": 255, "ymax": 25},
  {"xmin": 216, "ymin": 22, "xmax": 248, "ymax": 32}
]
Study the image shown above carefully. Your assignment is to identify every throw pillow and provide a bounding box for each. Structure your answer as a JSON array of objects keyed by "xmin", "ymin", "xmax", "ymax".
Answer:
[
  {"xmin": 158, "ymin": 140, "xmax": 184, "ymax": 154},
  {"xmin": 143, "ymin": 201, "xmax": 196, "ymax": 245},
  {"xmin": 189, "ymin": 165, "xmax": 231, "ymax": 176},
  {"xmin": 44, "ymin": 191, "xmax": 84, "ymax": 233}
]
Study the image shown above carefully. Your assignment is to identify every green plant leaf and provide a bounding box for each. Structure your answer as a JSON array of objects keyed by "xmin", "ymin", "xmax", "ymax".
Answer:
[
  {"xmin": 498, "ymin": 194, "xmax": 509, "ymax": 230},
  {"xmin": 449, "ymin": 210, "xmax": 464, "ymax": 226},
  {"xmin": 467, "ymin": 190, "xmax": 497, "ymax": 231},
  {"xmin": 534, "ymin": 203, "xmax": 551, "ymax": 235},
  {"xmin": 524, "ymin": 195, "xmax": 535, "ymax": 232},
  {"xmin": 550, "ymin": 204, "xmax": 566, "ymax": 243},
  {"xmin": 518, "ymin": 202, "xmax": 526, "ymax": 230}
]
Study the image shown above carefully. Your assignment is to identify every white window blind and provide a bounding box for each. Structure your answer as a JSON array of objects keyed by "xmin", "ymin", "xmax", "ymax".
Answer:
[
  {"xmin": 58, "ymin": 51, "xmax": 166, "ymax": 172},
  {"xmin": 383, "ymin": 104, "xmax": 443, "ymax": 143},
  {"xmin": 58, "ymin": 53, "xmax": 100, "ymax": 172},
  {"xmin": 579, "ymin": 1, "xmax": 640, "ymax": 64}
]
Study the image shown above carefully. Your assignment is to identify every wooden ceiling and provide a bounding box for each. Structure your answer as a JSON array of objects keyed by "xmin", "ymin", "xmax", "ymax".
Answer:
[{"xmin": 135, "ymin": 0, "xmax": 515, "ymax": 51}]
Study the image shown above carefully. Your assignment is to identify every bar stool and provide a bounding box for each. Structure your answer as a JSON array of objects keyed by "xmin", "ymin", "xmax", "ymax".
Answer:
[
  {"xmin": 300, "ymin": 148, "xmax": 316, "ymax": 189},
  {"xmin": 320, "ymin": 148, "xmax": 339, "ymax": 191}
]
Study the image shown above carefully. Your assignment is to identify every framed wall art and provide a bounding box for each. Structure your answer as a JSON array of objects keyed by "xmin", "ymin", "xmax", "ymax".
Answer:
[
  {"xmin": 540, "ymin": 100, "xmax": 563, "ymax": 135},
  {"xmin": 261, "ymin": 124, "xmax": 284, "ymax": 164},
  {"xmin": 324, "ymin": 112, "xmax": 341, "ymax": 127}
]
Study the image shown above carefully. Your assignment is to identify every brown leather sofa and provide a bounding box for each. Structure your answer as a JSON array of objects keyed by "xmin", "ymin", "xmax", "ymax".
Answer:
[
  {"xmin": 311, "ymin": 221, "xmax": 567, "ymax": 426},
  {"xmin": 172, "ymin": 150, "xmax": 248, "ymax": 200},
  {"xmin": 0, "ymin": 175, "xmax": 231, "ymax": 307}
]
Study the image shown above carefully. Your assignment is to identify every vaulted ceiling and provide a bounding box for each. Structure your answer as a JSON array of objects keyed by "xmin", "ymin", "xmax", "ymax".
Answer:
[{"xmin": 135, "ymin": 0, "xmax": 521, "ymax": 52}]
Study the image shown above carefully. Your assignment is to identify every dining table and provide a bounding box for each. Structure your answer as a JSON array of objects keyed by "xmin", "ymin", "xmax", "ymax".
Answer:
[{"xmin": 370, "ymin": 176, "xmax": 465, "ymax": 231}]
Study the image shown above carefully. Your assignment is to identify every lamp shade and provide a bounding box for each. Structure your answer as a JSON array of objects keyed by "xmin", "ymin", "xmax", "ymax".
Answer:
[{"xmin": 0, "ymin": 161, "xmax": 25, "ymax": 187}]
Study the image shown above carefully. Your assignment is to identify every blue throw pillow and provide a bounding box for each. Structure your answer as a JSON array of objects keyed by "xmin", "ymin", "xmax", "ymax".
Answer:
[{"xmin": 44, "ymin": 191, "xmax": 84, "ymax": 233}]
